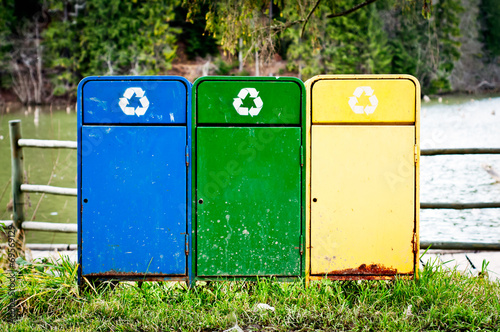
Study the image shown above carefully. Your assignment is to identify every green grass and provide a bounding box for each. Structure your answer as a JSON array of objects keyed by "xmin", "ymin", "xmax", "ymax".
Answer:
[{"xmin": 0, "ymin": 256, "xmax": 499, "ymax": 331}]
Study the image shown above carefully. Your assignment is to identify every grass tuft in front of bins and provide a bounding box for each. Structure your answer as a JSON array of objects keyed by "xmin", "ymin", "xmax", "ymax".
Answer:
[{"xmin": 1, "ymin": 255, "xmax": 499, "ymax": 331}]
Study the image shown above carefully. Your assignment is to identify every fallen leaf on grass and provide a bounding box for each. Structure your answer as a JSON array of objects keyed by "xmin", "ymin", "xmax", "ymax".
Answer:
[
  {"xmin": 405, "ymin": 304, "xmax": 413, "ymax": 318},
  {"xmin": 254, "ymin": 303, "xmax": 275, "ymax": 312}
]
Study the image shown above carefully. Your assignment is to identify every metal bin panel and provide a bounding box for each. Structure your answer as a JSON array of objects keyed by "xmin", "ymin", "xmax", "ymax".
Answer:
[
  {"xmin": 310, "ymin": 125, "xmax": 416, "ymax": 276},
  {"xmin": 81, "ymin": 126, "xmax": 187, "ymax": 276},
  {"xmin": 82, "ymin": 79, "xmax": 188, "ymax": 124},
  {"xmin": 195, "ymin": 77, "xmax": 301, "ymax": 125},
  {"xmin": 311, "ymin": 78, "xmax": 416, "ymax": 124},
  {"xmin": 196, "ymin": 127, "xmax": 302, "ymax": 276}
]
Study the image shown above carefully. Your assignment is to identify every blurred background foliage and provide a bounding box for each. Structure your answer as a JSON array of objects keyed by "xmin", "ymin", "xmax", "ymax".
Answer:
[{"xmin": 0, "ymin": 0, "xmax": 499, "ymax": 102}]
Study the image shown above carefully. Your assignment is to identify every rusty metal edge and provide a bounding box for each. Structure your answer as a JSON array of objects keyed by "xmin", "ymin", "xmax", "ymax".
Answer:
[{"xmin": 309, "ymin": 274, "xmax": 414, "ymax": 281}]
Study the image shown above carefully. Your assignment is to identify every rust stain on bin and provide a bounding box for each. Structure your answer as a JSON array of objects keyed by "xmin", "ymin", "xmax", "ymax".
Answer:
[
  {"xmin": 309, "ymin": 274, "xmax": 414, "ymax": 281},
  {"xmin": 328, "ymin": 275, "xmax": 391, "ymax": 281},
  {"xmin": 327, "ymin": 263, "xmax": 398, "ymax": 276}
]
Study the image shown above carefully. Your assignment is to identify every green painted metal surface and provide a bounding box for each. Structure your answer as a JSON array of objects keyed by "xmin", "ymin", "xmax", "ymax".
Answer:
[
  {"xmin": 196, "ymin": 79, "xmax": 301, "ymax": 125},
  {"xmin": 196, "ymin": 127, "xmax": 301, "ymax": 276},
  {"xmin": 193, "ymin": 76, "xmax": 306, "ymax": 279}
]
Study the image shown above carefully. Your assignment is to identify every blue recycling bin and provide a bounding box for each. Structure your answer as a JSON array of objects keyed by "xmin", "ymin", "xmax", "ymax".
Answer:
[{"xmin": 77, "ymin": 76, "xmax": 192, "ymax": 285}]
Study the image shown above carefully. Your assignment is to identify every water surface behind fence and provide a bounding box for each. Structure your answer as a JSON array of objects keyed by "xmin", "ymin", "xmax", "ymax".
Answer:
[{"xmin": 420, "ymin": 96, "xmax": 500, "ymax": 243}]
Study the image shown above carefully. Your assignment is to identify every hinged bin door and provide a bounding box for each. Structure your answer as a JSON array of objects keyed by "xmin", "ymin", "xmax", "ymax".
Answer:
[
  {"xmin": 311, "ymin": 125, "xmax": 415, "ymax": 275},
  {"xmin": 81, "ymin": 126, "xmax": 187, "ymax": 275},
  {"xmin": 196, "ymin": 127, "xmax": 301, "ymax": 276}
]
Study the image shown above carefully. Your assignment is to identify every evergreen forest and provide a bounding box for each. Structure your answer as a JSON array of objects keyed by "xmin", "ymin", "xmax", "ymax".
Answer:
[{"xmin": 0, "ymin": 0, "xmax": 499, "ymax": 105}]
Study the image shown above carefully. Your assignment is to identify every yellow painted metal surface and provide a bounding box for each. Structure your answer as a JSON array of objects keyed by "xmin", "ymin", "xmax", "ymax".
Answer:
[
  {"xmin": 306, "ymin": 75, "xmax": 420, "ymax": 281},
  {"xmin": 311, "ymin": 77, "xmax": 416, "ymax": 124},
  {"xmin": 311, "ymin": 126, "xmax": 415, "ymax": 275}
]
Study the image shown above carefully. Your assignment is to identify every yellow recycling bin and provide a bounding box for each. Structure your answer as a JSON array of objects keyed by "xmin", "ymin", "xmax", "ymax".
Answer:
[{"xmin": 305, "ymin": 75, "xmax": 420, "ymax": 281}]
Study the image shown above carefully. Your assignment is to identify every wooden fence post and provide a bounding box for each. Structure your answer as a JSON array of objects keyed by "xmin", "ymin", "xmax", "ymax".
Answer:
[{"xmin": 9, "ymin": 120, "xmax": 25, "ymax": 230}]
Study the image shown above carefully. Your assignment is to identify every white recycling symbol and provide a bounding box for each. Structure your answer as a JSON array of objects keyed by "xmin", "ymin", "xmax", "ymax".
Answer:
[
  {"xmin": 348, "ymin": 86, "xmax": 378, "ymax": 115},
  {"xmin": 118, "ymin": 87, "xmax": 150, "ymax": 116},
  {"xmin": 232, "ymin": 88, "xmax": 263, "ymax": 117}
]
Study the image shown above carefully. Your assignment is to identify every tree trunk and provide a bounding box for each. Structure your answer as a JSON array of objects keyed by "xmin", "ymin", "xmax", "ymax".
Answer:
[
  {"xmin": 239, "ymin": 38, "xmax": 243, "ymax": 72},
  {"xmin": 35, "ymin": 19, "xmax": 43, "ymax": 104},
  {"xmin": 255, "ymin": 49, "xmax": 260, "ymax": 76}
]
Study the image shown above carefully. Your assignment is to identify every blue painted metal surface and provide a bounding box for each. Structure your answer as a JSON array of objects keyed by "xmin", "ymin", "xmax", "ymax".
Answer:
[
  {"xmin": 77, "ymin": 76, "xmax": 192, "ymax": 283},
  {"xmin": 82, "ymin": 80, "xmax": 187, "ymax": 124}
]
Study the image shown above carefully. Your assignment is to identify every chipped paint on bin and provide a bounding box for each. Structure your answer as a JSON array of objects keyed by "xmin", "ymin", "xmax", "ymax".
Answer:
[{"xmin": 305, "ymin": 75, "xmax": 420, "ymax": 282}]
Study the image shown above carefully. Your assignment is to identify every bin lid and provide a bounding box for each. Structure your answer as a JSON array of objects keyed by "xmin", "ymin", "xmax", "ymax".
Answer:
[
  {"xmin": 194, "ymin": 77, "xmax": 303, "ymax": 125},
  {"xmin": 80, "ymin": 77, "xmax": 189, "ymax": 124},
  {"xmin": 308, "ymin": 75, "xmax": 418, "ymax": 124}
]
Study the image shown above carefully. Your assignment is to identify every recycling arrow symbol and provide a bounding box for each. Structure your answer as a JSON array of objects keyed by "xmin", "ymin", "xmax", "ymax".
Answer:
[
  {"xmin": 348, "ymin": 86, "xmax": 378, "ymax": 115},
  {"xmin": 118, "ymin": 87, "xmax": 150, "ymax": 116},
  {"xmin": 232, "ymin": 88, "xmax": 263, "ymax": 117}
]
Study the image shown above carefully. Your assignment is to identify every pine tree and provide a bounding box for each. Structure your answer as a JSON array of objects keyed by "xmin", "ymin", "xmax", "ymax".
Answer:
[
  {"xmin": 173, "ymin": 5, "xmax": 218, "ymax": 60},
  {"xmin": 0, "ymin": 0, "xmax": 15, "ymax": 88},
  {"xmin": 385, "ymin": 0, "xmax": 463, "ymax": 94},
  {"xmin": 431, "ymin": 0, "xmax": 463, "ymax": 92},
  {"xmin": 43, "ymin": 0, "xmax": 181, "ymax": 97},
  {"xmin": 78, "ymin": 0, "xmax": 180, "ymax": 77},
  {"xmin": 284, "ymin": 0, "xmax": 391, "ymax": 79},
  {"xmin": 323, "ymin": 1, "xmax": 391, "ymax": 75},
  {"xmin": 480, "ymin": 0, "xmax": 500, "ymax": 58},
  {"xmin": 43, "ymin": 0, "xmax": 85, "ymax": 97}
]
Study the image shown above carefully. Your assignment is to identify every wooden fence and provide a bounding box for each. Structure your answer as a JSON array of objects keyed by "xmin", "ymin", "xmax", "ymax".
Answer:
[
  {"xmin": 1, "ymin": 120, "xmax": 77, "ymax": 233},
  {"xmin": 1, "ymin": 120, "xmax": 500, "ymax": 251}
]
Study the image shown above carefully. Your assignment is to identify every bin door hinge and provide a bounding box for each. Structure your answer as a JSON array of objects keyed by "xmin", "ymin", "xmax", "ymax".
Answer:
[
  {"xmin": 299, "ymin": 236, "xmax": 304, "ymax": 256},
  {"xmin": 185, "ymin": 146, "xmax": 190, "ymax": 167},
  {"xmin": 412, "ymin": 231, "xmax": 418, "ymax": 254},
  {"xmin": 300, "ymin": 146, "xmax": 304, "ymax": 167},
  {"xmin": 185, "ymin": 233, "xmax": 189, "ymax": 255},
  {"xmin": 414, "ymin": 144, "xmax": 419, "ymax": 163}
]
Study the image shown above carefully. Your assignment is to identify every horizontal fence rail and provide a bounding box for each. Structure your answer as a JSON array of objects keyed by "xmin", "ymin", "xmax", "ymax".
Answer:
[
  {"xmin": 21, "ymin": 184, "xmax": 77, "ymax": 196},
  {"xmin": 420, "ymin": 241, "xmax": 500, "ymax": 251},
  {"xmin": 21, "ymin": 221, "xmax": 77, "ymax": 233},
  {"xmin": 0, "ymin": 243, "xmax": 77, "ymax": 251},
  {"xmin": 18, "ymin": 139, "xmax": 77, "ymax": 149},
  {"xmin": 420, "ymin": 202, "xmax": 500, "ymax": 209},
  {"xmin": 421, "ymin": 148, "xmax": 500, "ymax": 156},
  {"xmin": 1, "ymin": 220, "xmax": 77, "ymax": 233}
]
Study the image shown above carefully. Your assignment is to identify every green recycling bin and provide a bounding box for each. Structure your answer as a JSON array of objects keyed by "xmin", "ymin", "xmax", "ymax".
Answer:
[{"xmin": 193, "ymin": 76, "xmax": 306, "ymax": 280}]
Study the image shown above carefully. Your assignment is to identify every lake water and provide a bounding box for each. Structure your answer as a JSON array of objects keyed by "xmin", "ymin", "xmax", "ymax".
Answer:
[
  {"xmin": 420, "ymin": 96, "xmax": 500, "ymax": 243},
  {"xmin": 0, "ymin": 96, "xmax": 499, "ymax": 245}
]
